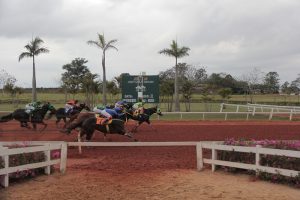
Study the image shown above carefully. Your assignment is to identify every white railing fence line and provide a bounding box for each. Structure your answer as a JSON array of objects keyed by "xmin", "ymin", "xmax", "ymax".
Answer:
[
  {"xmin": 68, "ymin": 141, "xmax": 300, "ymax": 178},
  {"xmin": 1, "ymin": 141, "xmax": 299, "ymax": 188},
  {"xmin": 160, "ymin": 111, "xmax": 300, "ymax": 121},
  {"xmin": 219, "ymin": 103, "xmax": 300, "ymax": 120},
  {"xmin": 0, "ymin": 142, "xmax": 67, "ymax": 188},
  {"xmin": 197, "ymin": 142, "xmax": 300, "ymax": 177}
]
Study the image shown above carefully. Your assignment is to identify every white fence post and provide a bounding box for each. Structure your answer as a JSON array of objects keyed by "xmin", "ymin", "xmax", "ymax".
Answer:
[
  {"xmin": 211, "ymin": 142, "xmax": 218, "ymax": 172},
  {"xmin": 196, "ymin": 143, "xmax": 203, "ymax": 171},
  {"xmin": 269, "ymin": 108, "xmax": 274, "ymax": 120},
  {"xmin": 220, "ymin": 103, "xmax": 224, "ymax": 112},
  {"xmin": 252, "ymin": 107, "xmax": 256, "ymax": 116},
  {"xmin": 44, "ymin": 143, "xmax": 51, "ymax": 175},
  {"xmin": 289, "ymin": 109, "xmax": 293, "ymax": 121},
  {"xmin": 0, "ymin": 146, "xmax": 9, "ymax": 188},
  {"xmin": 255, "ymin": 145, "xmax": 261, "ymax": 175},
  {"xmin": 60, "ymin": 142, "xmax": 67, "ymax": 174},
  {"xmin": 236, "ymin": 105, "xmax": 239, "ymax": 112}
]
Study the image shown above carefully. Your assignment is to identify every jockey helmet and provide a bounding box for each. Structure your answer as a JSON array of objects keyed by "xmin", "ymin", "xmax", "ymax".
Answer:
[{"xmin": 96, "ymin": 105, "xmax": 106, "ymax": 110}]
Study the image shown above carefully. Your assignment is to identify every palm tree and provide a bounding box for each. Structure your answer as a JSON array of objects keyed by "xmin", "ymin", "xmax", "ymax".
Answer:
[
  {"xmin": 159, "ymin": 40, "xmax": 190, "ymax": 111},
  {"xmin": 87, "ymin": 33, "xmax": 118, "ymax": 105},
  {"xmin": 19, "ymin": 37, "xmax": 49, "ymax": 101}
]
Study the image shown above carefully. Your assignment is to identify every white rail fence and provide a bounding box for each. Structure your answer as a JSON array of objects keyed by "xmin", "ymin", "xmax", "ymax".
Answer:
[
  {"xmin": 220, "ymin": 103, "xmax": 300, "ymax": 120},
  {"xmin": 68, "ymin": 141, "xmax": 300, "ymax": 178},
  {"xmin": 0, "ymin": 141, "xmax": 67, "ymax": 188},
  {"xmin": 1, "ymin": 141, "xmax": 299, "ymax": 188},
  {"xmin": 197, "ymin": 142, "xmax": 300, "ymax": 177}
]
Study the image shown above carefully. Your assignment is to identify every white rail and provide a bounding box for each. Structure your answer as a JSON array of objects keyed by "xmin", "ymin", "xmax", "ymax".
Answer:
[
  {"xmin": 69, "ymin": 141, "xmax": 300, "ymax": 178},
  {"xmin": 197, "ymin": 142, "xmax": 300, "ymax": 177},
  {"xmin": 219, "ymin": 103, "xmax": 300, "ymax": 120},
  {"xmin": 0, "ymin": 142, "xmax": 67, "ymax": 188}
]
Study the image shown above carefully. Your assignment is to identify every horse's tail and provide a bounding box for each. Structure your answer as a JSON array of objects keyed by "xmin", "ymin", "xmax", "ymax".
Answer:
[{"xmin": 0, "ymin": 113, "xmax": 13, "ymax": 122}]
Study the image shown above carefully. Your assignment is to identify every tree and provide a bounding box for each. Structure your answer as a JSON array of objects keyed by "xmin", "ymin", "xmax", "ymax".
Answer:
[
  {"xmin": 181, "ymin": 80, "xmax": 194, "ymax": 111},
  {"xmin": 290, "ymin": 74, "xmax": 300, "ymax": 95},
  {"xmin": 107, "ymin": 80, "xmax": 120, "ymax": 102},
  {"xmin": 87, "ymin": 33, "xmax": 118, "ymax": 105},
  {"xmin": 218, "ymin": 88, "xmax": 232, "ymax": 102},
  {"xmin": 240, "ymin": 68, "xmax": 264, "ymax": 103},
  {"xmin": 18, "ymin": 37, "xmax": 49, "ymax": 101},
  {"xmin": 3, "ymin": 75, "xmax": 23, "ymax": 106},
  {"xmin": 81, "ymin": 72, "xmax": 101, "ymax": 107},
  {"xmin": 159, "ymin": 40, "xmax": 190, "ymax": 111},
  {"xmin": 263, "ymin": 72, "xmax": 280, "ymax": 94},
  {"xmin": 0, "ymin": 69, "xmax": 14, "ymax": 95},
  {"xmin": 61, "ymin": 58, "xmax": 91, "ymax": 97}
]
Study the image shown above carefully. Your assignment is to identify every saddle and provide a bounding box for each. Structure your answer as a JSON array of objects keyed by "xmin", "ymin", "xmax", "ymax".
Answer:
[{"xmin": 95, "ymin": 116, "xmax": 112, "ymax": 125}]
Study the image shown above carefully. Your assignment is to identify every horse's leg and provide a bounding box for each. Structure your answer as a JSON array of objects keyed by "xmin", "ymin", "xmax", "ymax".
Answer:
[
  {"xmin": 124, "ymin": 132, "xmax": 138, "ymax": 142},
  {"xmin": 32, "ymin": 123, "xmax": 37, "ymax": 131},
  {"xmin": 103, "ymin": 132, "xmax": 108, "ymax": 141},
  {"xmin": 55, "ymin": 117, "xmax": 61, "ymax": 128},
  {"xmin": 39, "ymin": 122, "xmax": 48, "ymax": 132},
  {"xmin": 131, "ymin": 121, "xmax": 142, "ymax": 133},
  {"xmin": 62, "ymin": 117, "xmax": 67, "ymax": 128},
  {"xmin": 146, "ymin": 120, "xmax": 157, "ymax": 132},
  {"xmin": 23, "ymin": 122, "xmax": 31, "ymax": 129}
]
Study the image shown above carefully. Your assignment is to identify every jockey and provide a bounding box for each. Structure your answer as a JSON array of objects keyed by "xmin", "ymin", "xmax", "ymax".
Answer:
[
  {"xmin": 114, "ymin": 100, "xmax": 127, "ymax": 111},
  {"xmin": 93, "ymin": 105, "xmax": 113, "ymax": 125},
  {"xmin": 132, "ymin": 99, "xmax": 144, "ymax": 115},
  {"xmin": 25, "ymin": 101, "xmax": 43, "ymax": 115},
  {"xmin": 65, "ymin": 99, "xmax": 79, "ymax": 115}
]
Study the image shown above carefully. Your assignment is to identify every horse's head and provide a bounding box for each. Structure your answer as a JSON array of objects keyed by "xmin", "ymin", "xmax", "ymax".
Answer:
[
  {"xmin": 155, "ymin": 106, "xmax": 163, "ymax": 116},
  {"xmin": 79, "ymin": 103, "xmax": 91, "ymax": 111},
  {"xmin": 143, "ymin": 106, "xmax": 163, "ymax": 116},
  {"xmin": 43, "ymin": 102, "xmax": 56, "ymax": 119},
  {"xmin": 124, "ymin": 102, "xmax": 133, "ymax": 110}
]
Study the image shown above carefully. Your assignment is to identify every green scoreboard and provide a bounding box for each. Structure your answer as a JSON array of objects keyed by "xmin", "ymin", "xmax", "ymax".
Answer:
[{"xmin": 121, "ymin": 73, "xmax": 159, "ymax": 103}]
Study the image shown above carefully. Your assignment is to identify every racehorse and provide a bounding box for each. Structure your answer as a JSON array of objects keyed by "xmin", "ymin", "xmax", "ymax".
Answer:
[
  {"xmin": 60, "ymin": 109, "xmax": 129, "ymax": 134},
  {"xmin": 125, "ymin": 106, "xmax": 163, "ymax": 132},
  {"xmin": 78, "ymin": 117, "xmax": 137, "ymax": 141},
  {"xmin": 55, "ymin": 103, "xmax": 90, "ymax": 128},
  {"xmin": 0, "ymin": 102, "xmax": 56, "ymax": 131}
]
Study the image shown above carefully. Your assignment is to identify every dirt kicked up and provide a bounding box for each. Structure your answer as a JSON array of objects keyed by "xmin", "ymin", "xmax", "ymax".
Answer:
[{"xmin": 1, "ymin": 120, "xmax": 300, "ymax": 199}]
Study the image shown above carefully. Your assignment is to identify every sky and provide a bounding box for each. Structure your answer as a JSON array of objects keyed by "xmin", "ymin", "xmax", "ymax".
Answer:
[{"xmin": 0, "ymin": 0, "xmax": 300, "ymax": 88}]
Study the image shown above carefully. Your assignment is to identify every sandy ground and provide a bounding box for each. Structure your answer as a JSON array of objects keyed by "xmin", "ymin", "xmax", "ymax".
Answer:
[{"xmin": 1, "ymin": 162, "xmax": 300, "ymax": 200}]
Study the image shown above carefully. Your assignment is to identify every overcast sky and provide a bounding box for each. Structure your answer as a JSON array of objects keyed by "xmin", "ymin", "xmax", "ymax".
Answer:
[{"xmin": 0, "ymin": 0, "xmax": 300, "ymax": 87}]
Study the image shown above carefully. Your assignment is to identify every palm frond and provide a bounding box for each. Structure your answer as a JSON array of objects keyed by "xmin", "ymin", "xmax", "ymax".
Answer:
[
  {"xmin": 104, "ymin": 39, "xmax": 118, "ymax": 51},
  {"xmin": 18, "ymin": 52, "xmax": 32, "ymax": 61},
  {"xmin": 87, "ymin": 40, "xmax": 102, "ymax": 49},
  {"xmin": 35, "ymin": 47, "xmax": 50, "ymax": 55},
  {"xmin": 177, "ymin": 47, "xmax": 190, "ymax": 58},
  {"xmin": 31, "ymin": 37, "xmax": 44, "ymax": 51},
  {"xmin": 24, "ymin": 44, "xmax": 33, "ymax": 53},
  {"xmin": 158, "ymin": 49, "xmax": 176, "ymax": 57},
  {"xmin": 98, "ymin": 33, "xmax": 106, "ymax": 48}
]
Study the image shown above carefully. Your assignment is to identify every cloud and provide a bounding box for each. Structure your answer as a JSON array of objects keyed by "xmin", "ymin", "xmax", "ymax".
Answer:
[{"xmin": 0, "ymin": 0, "xmax": 300, "ymax": 87}]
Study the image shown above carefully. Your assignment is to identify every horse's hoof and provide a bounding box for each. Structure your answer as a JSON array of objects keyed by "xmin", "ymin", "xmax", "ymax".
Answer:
[
  {"xmin": 60, "ymin": 129, "xmax": 71, "ymax": 135},
  {"xmin": 125, "ymin": 132, "xmax": 133, "ymax": 137}
]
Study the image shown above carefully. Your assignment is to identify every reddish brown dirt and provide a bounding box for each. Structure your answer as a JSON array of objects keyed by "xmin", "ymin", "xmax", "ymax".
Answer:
[{"xmin": 1, "ymin": 120, "xmax": 300, "ymax": 199}]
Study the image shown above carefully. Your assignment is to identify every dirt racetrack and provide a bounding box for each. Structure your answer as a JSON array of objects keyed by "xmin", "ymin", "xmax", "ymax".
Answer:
[{"xmin": 1, "ymin": 120, "xmax": 300, "ymax": 199}]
